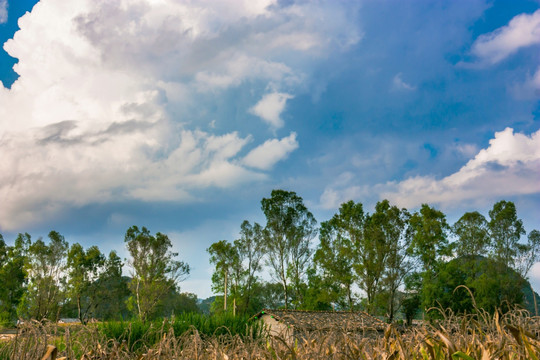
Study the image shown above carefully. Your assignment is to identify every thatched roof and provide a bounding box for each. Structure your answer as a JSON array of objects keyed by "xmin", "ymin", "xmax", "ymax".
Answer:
[{"xmin": 253, "ymin": 309, "xmax": 386, "ymax": 331}]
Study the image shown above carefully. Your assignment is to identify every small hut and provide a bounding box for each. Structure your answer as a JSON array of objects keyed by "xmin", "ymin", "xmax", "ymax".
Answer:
[{"xmin": 252, "ymin": 309, "xmax": 386, "ymax": 343}]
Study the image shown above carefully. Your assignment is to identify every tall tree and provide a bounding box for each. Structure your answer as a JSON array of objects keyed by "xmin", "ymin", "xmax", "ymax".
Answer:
[
  {"xmin": 488, "ymin": 200, "xmax": 526, "ymax": 271},
  {"xmin": 452, "ymin": 211, "xmax": 490, "ymax": 259},
  {"xmin": 207, "ymin": 240, "xmax": 238, "ymax": 313},
  {"xmin": 408, "ymin": 204, "xmax": 450, "ymax": 310},
  {"xmin": 408, "ymin": 204, "xmax": 450, "ymax": 272},
  {"xmin": 371, "ymin": 200, "xmax": 411, "ymax": 322},
  {"xmin": 93, "ymin": 251, "xmax": 130, "ymax": 320},
  {"xmin": 0, "ymin": 234, "xmax": 28, "ymax": 325},
  {"xmin": 261, "ymin": 190, "xmax": 317, "ymax": 309},
  {"xmin": 66, "ymin": 243, "xmax": 105, "ymax": 324},
  {"xmin": 519, "ymin": 230, "xmax": 540, "ymax": 278},
  {"xmin": 234, "ymin": 220, "xmax": 265, "ymax": 314},
  {"xmin": 360, "ymin": 210, "xmax": 389, "ymax": 313},
  {"xmin": 125, "ymin": 226, "xmax": 189, "ymax": 321},
  {"xmin": 18, "ymin": 231, "xmax": 68, "ymax": 321},
  {"xmin": 315, "ymin": 201, "xmax": 362, "ymax": 310}
]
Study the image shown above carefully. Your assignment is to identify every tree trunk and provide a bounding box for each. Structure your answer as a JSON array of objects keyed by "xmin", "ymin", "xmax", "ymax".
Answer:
[
  {"xmin": 77, "ymin": 295, "xmax": 83, "ymax": 324},
  {"xmin": 136, "ymin": 279, "xmax": 143, "ymax": 321},
  {"xmin": 224, "ymin": 270, "xmax": 228, "ymax": 312},
  {"xmin": 283, "ymin": 281, "xmax": 289, "ymax": 309},
  {"xmin": 347, "ymin": 285, "xmax": 353, "ymax": 311},
  {"xmin": 532, "ymin": 283, "xmax": 538, "ymax": 317}
]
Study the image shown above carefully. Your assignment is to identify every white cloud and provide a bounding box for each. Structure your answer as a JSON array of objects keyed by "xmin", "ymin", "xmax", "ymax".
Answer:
[
  {"xmin": 0, "ymin": 0, "xmax": 360, "ymax": 231},
  {"xmin": 0, "ymin": 0, "xmax": 7, "ymax": 24},
  {"xmin": 513, "ymin": 65, "xmax": 540, "ymax": 99},
  {"xmin": 470, "ymin": 9, "xmax": 540, "ymax": 65},
  {"xmin": 380, "ymin": 127, "xmax": 540, "ymax": 208},
  {"xmin": 320, "ymin": 185, "xmax": 371, "ymax": 210},
  {"xmin": 391, "ymin": 73, "xmax": 416, "ymax": 91},
  {"xmin": 319, "ymin": 172, "xmax": 371, "ymax": 210},
  {"xmin": 530, "ymin": 262, "xmax": 540, "ymax": 287},
  {"xmin": 249, "ymin": 92, "xmax": 294, "ymax": 129},
  {"xmin": 242, "ymin": 132, "xmax": 298, "ymax": 170}
]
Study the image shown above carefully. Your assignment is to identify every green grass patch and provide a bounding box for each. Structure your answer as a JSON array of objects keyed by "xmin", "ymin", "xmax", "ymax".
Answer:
[{"xmin": 96, "ymin": 313, "xmax": 264, "ymax": 352}]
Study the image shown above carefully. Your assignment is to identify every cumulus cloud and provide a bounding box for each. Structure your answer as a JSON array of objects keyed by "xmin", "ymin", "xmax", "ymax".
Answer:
[
  {"xmin": 470, "ymin": 9, "xmax": 540, "ymax": 65},
  {"xmin": 0, "ymin": 0, "xmax": 6, "ymax": 24},
  {"xmin": 0, "ymin": 0, "xmax": 361, "ymax": 230},
  {"xmin": 249, "ymin": 92, "xmax": 294, "ymax": 129},
  {"xmin": 380, "ymin": 127, "xmax": 540, "ymax": 208},
  {"xmin": 242, "ymin": 132, "xmax": 298, "ymax": 170}
]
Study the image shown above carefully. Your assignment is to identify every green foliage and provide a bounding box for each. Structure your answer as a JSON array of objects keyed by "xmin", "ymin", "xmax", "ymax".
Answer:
[
  {"xmin": 314, "ymin": 200, "xmax": 362, "ymax": 310},
  {"xmin": 125, "ymin": 225, "xmax": 190, "ymax": 321},
  {"xmin": 91, "ymin": 251, "xmax": 131, "ymax": 320},
  {"xmin": 207, "ymin": 239, "xmax": 238, "ymax": 313},
  {"xmin": 409, "ymin": 204, "xmax": 450, "ymax": 272},
  {"xmin": 18, "ymin": 231, "xmax": 68, "ymax": 321},
  {"xmin": 66, "ymin": 243, "xmax": 106, "ymax": 324},
  {"xmin": 261, "ymin": 189, "xmax": 317, "ymax": 309},
  {"xmin": 367, "ymin": 200, "xmax": 411, "ymax": 321},
  {"xmin": 0, "ymin": 233, "xmax": 28, "ymax": 326},
  {"xmin": 422, "ymin": 256, "xmax": 527, "ymax": 315},
  {"xmin": 97, "ymin": 313, "xmax": 264, "ymax": 351},
  {"xmin": 401, "ymin": 294, "xmax": 420, "ymax": 325},
  {"xmin": 488, "ymin": 200, "xmax": 526, "ymax": 271},
  {"xmin": 234, "ymin": 220, "xmax": 266, "ymax": 314},
  {"xmin": 452, "ymin": 211, "xmax": 490, "ymax": 258}
]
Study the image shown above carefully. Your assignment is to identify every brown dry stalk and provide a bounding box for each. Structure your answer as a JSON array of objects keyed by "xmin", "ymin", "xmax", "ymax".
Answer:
[{"xmin": 1, "ymin": 308, "xmax": 539, "ymax": 360}]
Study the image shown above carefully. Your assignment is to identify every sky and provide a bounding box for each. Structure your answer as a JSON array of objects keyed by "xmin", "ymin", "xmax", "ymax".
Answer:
[{"xmin": 0, "ymin": 0, "xmax": 539, "ymax": 299}]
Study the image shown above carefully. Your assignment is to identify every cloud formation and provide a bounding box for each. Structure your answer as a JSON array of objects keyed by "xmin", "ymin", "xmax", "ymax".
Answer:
[
  {"xmin": 249, "ymin": 92, "xmax": 294, "ymax": 129},
  {"xmin": 0, "ymin": 0, "xmax": 361, "ymax": 230},
  {"xmin": 0, "ymin": 0, "xmax": 6, "ymax": 24},
  {"xmin": 470, "ymin": 9, "xmax": 540, "ymax": 65},
  {"xmin": 381, "ymin": 127, "xmax": 540, "ymax": 208},
  {"xmin": 318, "ymin": 128, "xmax": 540, "ymax": 211},
  {"xmin": 391, "ymin": 73, "xmax": 416, "ymax": 91},
  {"xmin": 242, "ymin": 132, "xmax": 298, "ymax": 170}
]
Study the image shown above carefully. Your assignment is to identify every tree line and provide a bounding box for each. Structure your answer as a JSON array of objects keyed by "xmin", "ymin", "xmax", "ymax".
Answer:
[
  {"xmin": 0, "ymin": 225, "xmax": 194, "ymax": 326},
  {"xmin": 208, "ymin": 189, "xmax": 540, "ymax": 322}
]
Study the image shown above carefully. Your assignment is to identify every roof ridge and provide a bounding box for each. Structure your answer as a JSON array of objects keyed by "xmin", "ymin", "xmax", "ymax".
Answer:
[{"xmin": 261, "ymin": 308, "xmax": 378, "ymax": 315}]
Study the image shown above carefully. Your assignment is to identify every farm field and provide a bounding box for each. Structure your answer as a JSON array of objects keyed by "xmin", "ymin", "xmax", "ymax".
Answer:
[{"xmin": 1, "ymin": 308, "xmax": 539, "ymax": 359}]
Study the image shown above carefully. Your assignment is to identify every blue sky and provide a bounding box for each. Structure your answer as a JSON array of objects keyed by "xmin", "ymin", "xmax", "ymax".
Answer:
[{"xmin": 0, "ymin": 0, "xmax": 539, "ymax": 298}]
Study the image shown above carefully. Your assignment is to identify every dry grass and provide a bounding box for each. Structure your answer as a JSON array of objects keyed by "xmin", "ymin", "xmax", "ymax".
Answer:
[{"xmin": 1, "ymin": 308, "xmax": 540, "ymax": 359}]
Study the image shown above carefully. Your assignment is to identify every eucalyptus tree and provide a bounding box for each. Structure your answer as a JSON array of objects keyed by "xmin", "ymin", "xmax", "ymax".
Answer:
[
  {"xmin": 370, "ymin": 200, "xmax": 411, "ymax": 322},
  {"xmin": 0, "ymin": 234, "xmax": 28, "ymax": 325},
  {"xmin": 125, "ymin": 226, "xmax": 189, "ymax": 321},
  {"xmin": 408, "ymin": 204, "xmax": 450, "ymax": 310},
  {"xmin": 452, "ymin": 211, "xmax": 490, "ymax": 259},
  {"xmin": 488, "ymin": 200, "xmax": 526, "ymax": 271},
  {"xmin": 18, "ymin": 231, "xmax": 68, "ymax": 321},
  {"xmin": 207, "ymin": 239, "xmax": 238, "ymax": 313},
  {"xmin": 66, "ymin": 243, "xmax": 105, "ymax": 324},
  {"xmin": 234, "ymin": 220, "xmax": 266, "ymax": 314},
  {"xmin": 408, "ymin": 204, "xmax": 450, "ymax": 273},
  {"xmin": 315, "ymin": 200, "xmax": 363, "ymax": 310},
  {"xmin": 520, "ymin": 230, "xmax": 540, "ymax": 278},
  {"xmin": 92, "ymin": 251, "xmax": 130, "ymax": 320},
  {"xmin": 261, "ymin": 189, "xmax": 317, "ymax": 309}
]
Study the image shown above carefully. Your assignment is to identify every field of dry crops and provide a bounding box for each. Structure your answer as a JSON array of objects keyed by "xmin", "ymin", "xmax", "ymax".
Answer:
[{"xmin": 1, "ymin": 308, "xmax": 540, "ymax": 359}]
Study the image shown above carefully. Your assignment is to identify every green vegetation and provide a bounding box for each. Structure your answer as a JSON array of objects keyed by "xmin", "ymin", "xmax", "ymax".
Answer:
[
  {"xmin": 207, "ymin": 190, "xmax": 540, "ymax": 321},
  {"xmin": 0, "ymin": 189, "xmax": 539, "ymax": 327},
  {"xmin": 0, "ymin": 227, "xmax": 195, "ymax": 327},
  {"xmin": 1, "ymin": 306, "xmax": 540, "ymax": 359},
  {"xmin": 97, "ymin": 313, "xmax": 263, "ymax": 351}
]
